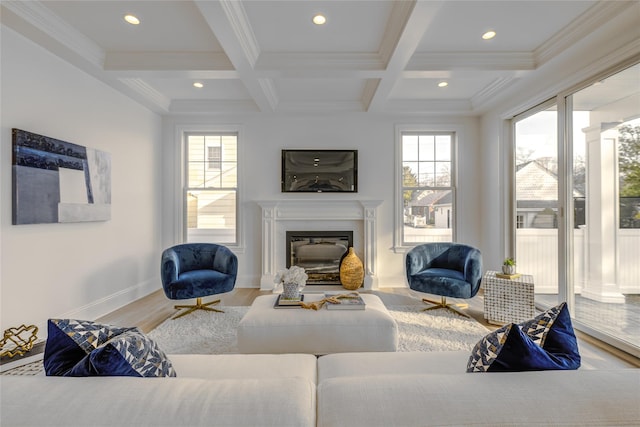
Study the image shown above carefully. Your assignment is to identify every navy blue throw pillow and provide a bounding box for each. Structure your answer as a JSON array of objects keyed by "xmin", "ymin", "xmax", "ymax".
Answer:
[
  {"xmin": 44, "ymin": 319, "xmax": 176, "ymax": 377},
  {"xmin": 44, "ymin": 319, "xmax": 136, "ymax": 376},
  {"xmin": 467, "ymin": 303, "xmax": 580, "ymax": 372},
  {"xmin": 66, "ymin": 330, "xmax": 176, "ymax": 377}
]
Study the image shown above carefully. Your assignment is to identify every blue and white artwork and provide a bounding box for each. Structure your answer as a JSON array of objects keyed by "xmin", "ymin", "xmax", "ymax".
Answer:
[{"xmin": 12, "ymin": 128, "xmax": 111, "ymax": 224}]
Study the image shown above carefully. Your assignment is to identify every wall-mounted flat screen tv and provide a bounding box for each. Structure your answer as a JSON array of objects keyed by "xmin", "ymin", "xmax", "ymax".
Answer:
[{"xmin": 282, "ymin": 149, "xmax": 358, "ymax": 193}]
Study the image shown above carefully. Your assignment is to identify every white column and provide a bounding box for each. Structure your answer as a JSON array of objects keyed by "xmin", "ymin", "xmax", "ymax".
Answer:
[
  {"xmin": 581, "ymin": 126, "xmax": 624, "ymax": 303},
  {"xmin": 361, "ymin": 200, "xmax": 382, "ymax": 290},
  {"xmin": 258, "ymin": 201, "xmax": 278, "ymax": 290}
]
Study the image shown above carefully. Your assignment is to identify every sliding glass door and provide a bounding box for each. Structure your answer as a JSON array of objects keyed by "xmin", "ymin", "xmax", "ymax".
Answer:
[
  {"xmin": 566, "ymin": 63, "xmax": 640, "ymax": 355},
  {"xmin": 513, "ymin": 103, "xmax": 559, "ymax": 299},
  {"xmin": 512, "ymin": 62, "xmax": 640, "ymax": 357}
]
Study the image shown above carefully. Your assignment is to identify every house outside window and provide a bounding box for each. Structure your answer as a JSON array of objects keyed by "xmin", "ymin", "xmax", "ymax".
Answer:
[
  {"xmin": 398, "ymin": 131, "xmax": 455, "ymax": 245},
  {"xmin": 207, "ymin": 144, "xmax": 221, "ymax": 170},
  {"xmin": 185, "ymin": 133, "xmax": 237, "ymax": 244}
]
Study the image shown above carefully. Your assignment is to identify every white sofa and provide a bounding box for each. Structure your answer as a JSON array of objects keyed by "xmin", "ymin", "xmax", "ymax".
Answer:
[
  {"xmin": 1, "ymin": 354, "xmax": 318, "ymax": 427},
  {"xmin": 2, "ymin": 351, "xmax": 639, "ymax": 426},
  {"xmin": 317, "ymin": 351, "xmax": 640, "ymax": 426}
]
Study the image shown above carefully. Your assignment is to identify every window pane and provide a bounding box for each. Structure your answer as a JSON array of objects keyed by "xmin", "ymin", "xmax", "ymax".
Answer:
[
  {"xmin": 186, "ymin": 190, "xmax": 236, "ymax": 244},
  {"xmin": 514, "ymin": 107, "xmax": 558, "ymax": 300},
  {"xmin": 418, "ymin": 135, "xmax": 435, "ymax": 161},
  {"xmin": 435, "ymin": 135, "xmax": 451, "ymax": 161},
  {"xmin": 185, "ymin": 133, "xmax": 238, "ymax": 244},
  {"xmin": 401, "ymin": 131, "xmax": 455, "ymax": 245},
  {"xmin": 403, "ymin": 162, "xmax": 419, "ymax": 186},
  {"xmin": 568, "ymin": 63, "xmax": 640, "ymax": 352},
  {"xmin": 403, "ymin": 189, "xmax": 453, "ymax": 242},
  {"xmin": 435, "ymin": 161, "xmax": 451, "ymax": 186},
  {"xmin": 418, "ymin": 161, "xmax": 435, "ymax": 186},
  {"xmin": 403, "ymin": 135, "xmax": 419, "ymax": 161}
]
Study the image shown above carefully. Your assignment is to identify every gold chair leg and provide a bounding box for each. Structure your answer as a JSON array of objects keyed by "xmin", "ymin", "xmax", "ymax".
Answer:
[
  {"xmin": 172, "ymin": 297, "xmax": 224, "ymax": 319},
  {"xmin": 421, "ymin": 296, "xmax": 470, "ymax": 318}
]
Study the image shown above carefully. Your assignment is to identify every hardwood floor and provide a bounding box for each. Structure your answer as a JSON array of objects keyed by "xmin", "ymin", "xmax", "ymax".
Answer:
[{"xmin": 96, "ymin": 287, "xmax": 640, "ymax": 369}]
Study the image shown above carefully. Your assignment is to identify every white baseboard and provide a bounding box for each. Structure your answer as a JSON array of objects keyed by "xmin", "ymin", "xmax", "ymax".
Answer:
[{"xmin": 60, "ymin": 277, "xmax": 159, "ymax": 321}]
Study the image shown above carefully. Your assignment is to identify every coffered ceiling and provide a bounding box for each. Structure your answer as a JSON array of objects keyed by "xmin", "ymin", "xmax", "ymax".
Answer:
[{"xmin": 1, "ymin": 0, "xmax": 632, "ymax": 116}]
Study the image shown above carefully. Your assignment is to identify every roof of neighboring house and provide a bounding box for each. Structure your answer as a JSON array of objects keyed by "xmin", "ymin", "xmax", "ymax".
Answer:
[
  {"xmin": 516, "ymin": 161, "xmax": 583, "ymax": 201},
  {"xmin": 411, "ymin": 190, "xmax": 452, "ymax": 207}
]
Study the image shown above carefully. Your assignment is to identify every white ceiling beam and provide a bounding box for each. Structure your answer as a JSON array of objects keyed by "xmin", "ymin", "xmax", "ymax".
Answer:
[
  {"xmin": 194, "ymin": 0, "xmax": 277, "ymax": 112},
  {"xmin": 366, "ymin": 0, "xmax": 445, "ymax": 112}
]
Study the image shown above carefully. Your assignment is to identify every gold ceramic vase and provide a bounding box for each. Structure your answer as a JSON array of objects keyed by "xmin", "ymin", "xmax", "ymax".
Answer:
[{"xmin": 340, "ymin": 247, "xmax": 364, "ymax": 290}]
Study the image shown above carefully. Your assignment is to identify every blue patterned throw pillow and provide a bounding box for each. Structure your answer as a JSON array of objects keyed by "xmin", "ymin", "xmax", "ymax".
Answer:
[
  {"xmin": 44, "ymin": 319, "xmax": 176, "ymax": 377},
  {"xmin": 467, "ymin": 303, "xmax": 580, "ymax": 372},
  {"xmin": 44, "ymin": 319, "xmax": 137, "ymax": 376},
  {"xmin": 67, "ymin": 330, "xmax": 176, "ymax": 377}
]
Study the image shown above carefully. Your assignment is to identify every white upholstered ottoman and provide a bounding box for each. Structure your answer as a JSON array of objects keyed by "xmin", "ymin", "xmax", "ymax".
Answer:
[{"xmin": 237, "ymin": 294, "xmax": 398, "ymax": 354}]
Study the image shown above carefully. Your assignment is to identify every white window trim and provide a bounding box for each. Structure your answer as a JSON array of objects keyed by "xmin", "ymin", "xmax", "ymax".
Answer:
[
  {"xmin": 173, "ymin": 124, "xmax": 245, "ymax": 253},
  {"xmin": 393, "ymin": 124, "xmax": 459, "ymax": 253}
]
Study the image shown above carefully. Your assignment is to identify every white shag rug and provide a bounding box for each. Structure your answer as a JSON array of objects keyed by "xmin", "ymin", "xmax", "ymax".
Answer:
[{"xmin": 147, "ymin": 305, "xmax": 489, "ymax": 354}]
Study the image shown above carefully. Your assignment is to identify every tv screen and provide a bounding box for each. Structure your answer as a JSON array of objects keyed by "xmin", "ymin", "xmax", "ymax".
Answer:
[{"xmin": 281, "ymin": 150, "xmax": 358, "ymax": 193}]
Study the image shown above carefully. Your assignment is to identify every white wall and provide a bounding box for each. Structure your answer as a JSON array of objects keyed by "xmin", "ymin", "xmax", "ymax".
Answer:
[
  {"xmin": 0, "ymin": 26, "xmax": 162, "ymax": 334},
  {"xmin": 162, "ymin": 113, "xmax": 481, "ymax": 288}
]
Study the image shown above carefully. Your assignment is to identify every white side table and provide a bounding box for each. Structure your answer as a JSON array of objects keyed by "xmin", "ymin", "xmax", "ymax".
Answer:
[{"xmin": 482, "ymin": 270, "xmax": 535, "ymax": 325}]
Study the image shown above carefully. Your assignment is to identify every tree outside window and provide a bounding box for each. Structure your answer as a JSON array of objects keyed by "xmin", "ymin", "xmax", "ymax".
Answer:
[{"xmin": 401, "ymin": 132, "xmax": 454, "ymax": 244}]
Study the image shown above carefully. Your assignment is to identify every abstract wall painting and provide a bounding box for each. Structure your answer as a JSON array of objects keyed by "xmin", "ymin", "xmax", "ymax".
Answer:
[{"xmin": 12, "ymin": 128, "xmax": 111, "ymax": 225}]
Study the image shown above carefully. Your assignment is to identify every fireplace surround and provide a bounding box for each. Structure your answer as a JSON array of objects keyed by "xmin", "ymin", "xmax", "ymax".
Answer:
[{"xmin": 257, "ymin": 199, "xmax": 382, "ymax": 290}]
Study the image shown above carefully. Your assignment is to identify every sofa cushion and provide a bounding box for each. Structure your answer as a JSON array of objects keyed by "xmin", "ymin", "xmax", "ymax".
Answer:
[
  {"xmin": 169, "ymin": 353, "xmax": 317, "ymax": 383},
  {"xmin": 1, "ymin": 376, "xmax": 317, "ymax": 427},
  {"xmin": 318, "ymin": 351, "xmax": 471, "ymax": 380},
  {"xmin": 317, "ymin": 370, "xmax": 640, "ymax": 427},
  {"xmin": 67, "ymin": 329, "xmax": 176, "ymax": 377},
  {"xmin": 467, "ymin": 302, "xmax": 580, "ymax": 372},
  {"xmin": 44, "ymin": 319, "xmax": 137, "ymax": 376}
]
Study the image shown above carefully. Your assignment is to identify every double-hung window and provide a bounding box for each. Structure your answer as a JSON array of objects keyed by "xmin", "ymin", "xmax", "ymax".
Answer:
[
  {"xmin": 185, "ymin": 133, "xmax": 237, "ymax": 244},
  {"xmin": 398, "ymin": 131, "xmax": 455, "ymax": 246}
]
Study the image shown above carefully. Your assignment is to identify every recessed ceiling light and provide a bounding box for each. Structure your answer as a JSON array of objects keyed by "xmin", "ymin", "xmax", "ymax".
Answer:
[
  {"xmin": 312, "ymin": 14, "xmax": 327, "ymax": 25},
  {"xmin": 193, "ymin": 82, "xmax": 204, "ymax": 88},
  {"xmin": 438, "ymin": 81, "xmax": 448, "ymax": 88},
  {"xmin": 124, "ymin": 14, "xmax": 140, "ymax": 25},
  {"xmin": 482, "ymin": 30, "xmax": 496, "ymax": 40}
]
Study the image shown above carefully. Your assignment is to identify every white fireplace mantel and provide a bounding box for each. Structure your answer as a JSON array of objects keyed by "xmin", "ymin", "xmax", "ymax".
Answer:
[{"xmin": 257, "ymin": 199, "xmax": 383, "ymax": 290}]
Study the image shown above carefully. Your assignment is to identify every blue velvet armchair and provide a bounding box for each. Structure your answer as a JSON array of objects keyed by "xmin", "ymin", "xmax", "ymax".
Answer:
[
  {"xmin": 161, "ymin": 243, "xmax": 238, "ymax": 319},
  {"xmin": 405, "ymin": 243, "xmax": 483, "ymax": 317}
]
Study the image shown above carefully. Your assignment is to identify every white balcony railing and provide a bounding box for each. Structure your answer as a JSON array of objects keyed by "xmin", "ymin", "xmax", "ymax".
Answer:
[{"xmin": 516, "ymin": 228, "xmax": 640, "ymax": 294}]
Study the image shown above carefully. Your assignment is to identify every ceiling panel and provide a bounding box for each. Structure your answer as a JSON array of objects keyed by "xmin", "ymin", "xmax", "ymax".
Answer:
[
  {"xmin": 244, "ymin": 0, "xmax": 394, "ymax": 53},
  {"xmin": 42, "ymin": 0, "xmax": 223, "ymax": 52},
  {"xmin": 144, "ymin": 78, "xmax": 251, "ymax": 100},
  {"xmin": 390, "ymin": 74, "xmax": 502, "ymax": 100},
  {"xmin": 416, "ymin": 0, "xmax": 597, "ymax": 52}
]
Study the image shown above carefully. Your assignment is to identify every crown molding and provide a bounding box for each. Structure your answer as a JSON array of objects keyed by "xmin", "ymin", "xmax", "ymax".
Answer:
[
  {"xmin": 275, "ymin": 100, "xmax": 365, "ymax": 113},
  {"xmin": 385, "ymin": 99, "xmax": 473, "ymax": 115},
  {"xmin": 256, "ymin": 53, "xmax": 385, "ymax": 72},
  {"xmin": 409, "ymin": 52, "xmax": 535, "ymax": 71},
  {"xmin": 104, "ymin": 52, "xmax": 233, "ymax": 71},
  {"xmin": 534, "ymin": 1, "xmax": 634, "ymax": 67},
  {"xmin": 470, "ymin": 76, "xmax": 518, "ymax": 111},
  {"xmin": 118, "ymin": 78, "xmax": 171, "ymax": 112},
  {"xmin": 2, "ymin": 0, "xmax": 105, "ymax": 68},
  {"xmin": 169, "ymin": 99, "xmax": 259, "ymax": 114}
]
